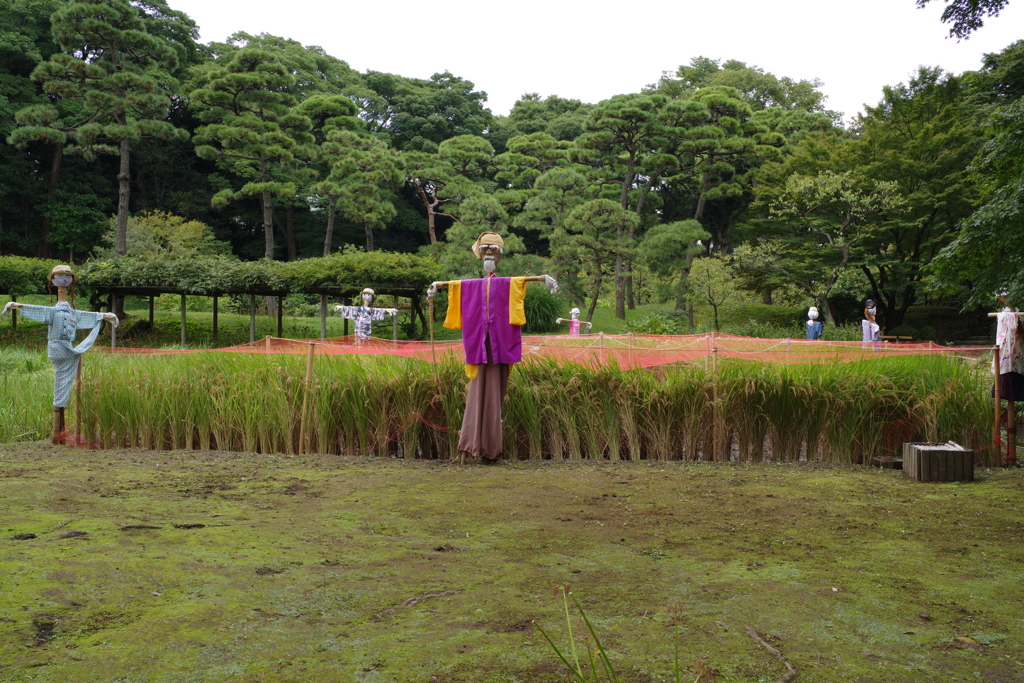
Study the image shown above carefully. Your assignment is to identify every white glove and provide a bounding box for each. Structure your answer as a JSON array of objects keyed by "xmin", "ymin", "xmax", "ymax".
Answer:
[
  {"xmin": 2, "ymin": 301, "xmax": 20, "ymax": 317},
  {"xmin": 103, "ymin": 312, "xmax": 119, "ymax": 328},
  {"xmin": 334, "ymin": 305, "xmax": 345, "ymax": 313},
  {"xmin": 385, "ymin": 308, "xmax": 398, "ymax": 316},
  {"xmin": 544, "ymin": 275, "xmax": 558, "ymax": 294},
  {"xmin": 426, "ymin": 282, "xmax": 438, "ymax": 299}
]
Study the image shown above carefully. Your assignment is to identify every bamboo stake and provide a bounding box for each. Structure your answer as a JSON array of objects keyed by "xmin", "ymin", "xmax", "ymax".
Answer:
[
  {"xmin": 994, "ymin": 346, "xmax": 1001, "ymax": 467},
  {"xmin": 74, "ymin": 356, "xmax": 83, "ymax": 444},
  {"xmin": 712, "ymin": 331, "xmax": 719, "ymax": 462},
  {"xmin": 299, "ymin": 341, "xmax": 315, "ymax": 454}
]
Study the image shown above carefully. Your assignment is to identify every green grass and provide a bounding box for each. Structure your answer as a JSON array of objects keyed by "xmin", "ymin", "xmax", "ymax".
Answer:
[{"xmin": 1, "ymin": 446, "xmax": 1022, "ymax": 682}]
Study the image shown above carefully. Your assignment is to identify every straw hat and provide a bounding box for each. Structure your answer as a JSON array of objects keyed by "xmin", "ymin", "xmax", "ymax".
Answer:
[
  {"xmin": 471, "ymin": 232, "xmax": 504, "ymax": 259},
  {"xmin": 361, "ymin": 287, "xmax": 375, "ymax": 297},
  {"xmin": 47, "ymin": 265, "xmax": 75, "ymax": 283}
]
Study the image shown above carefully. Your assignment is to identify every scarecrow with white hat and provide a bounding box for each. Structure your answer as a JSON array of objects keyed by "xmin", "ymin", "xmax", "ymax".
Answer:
[
  {"xmin": 2, "ymin": 265, "xmax": 118, "ymax": 443},
  {"xmin": 427, "ymin": 232, "xmax": 557, "ymax": 461},
  {"xmin": 555, "ymin": 308, "xmax": 592, "ymax": 336},
  {"xmin": 334, "ymin": 287, "xmax": 397, "ymax": 344},
  {"xmin": 806, "ymin": 306, "xmax": 823, "ymax": 340}
]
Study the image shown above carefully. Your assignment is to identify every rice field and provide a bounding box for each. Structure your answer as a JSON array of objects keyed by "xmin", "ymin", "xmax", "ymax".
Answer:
[{"xmin": 0, "ymin": 348, "xmax": 993, "ymax": 465}]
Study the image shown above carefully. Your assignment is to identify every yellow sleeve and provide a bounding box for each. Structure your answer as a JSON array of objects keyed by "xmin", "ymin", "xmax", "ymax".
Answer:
[
  {"xmin": 442, "ymin": 281, "xmax": 462, "ymax": 330},
  {"xmin": 509, "ymin": 277, "xmax": 527, "ymax": 326},
  {"xmin": 464, "ymin": 364, "xmax": 478, "ymax": 379}
]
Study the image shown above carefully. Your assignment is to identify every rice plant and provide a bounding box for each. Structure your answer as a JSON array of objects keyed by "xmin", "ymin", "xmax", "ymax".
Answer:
[{"xmin": 0, "ymin": 350, "xmax": 993, "ymax": 465}]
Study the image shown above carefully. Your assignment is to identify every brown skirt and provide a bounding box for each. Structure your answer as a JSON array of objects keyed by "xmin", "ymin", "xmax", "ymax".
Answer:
[{"xmin": 458, "ymin": 362, "xmax": 510, "ymax": 460}]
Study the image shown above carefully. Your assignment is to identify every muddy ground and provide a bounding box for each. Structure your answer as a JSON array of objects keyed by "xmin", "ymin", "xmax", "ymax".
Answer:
[{"xmin": 1, "ymin": 443, "xmax": 1023, "ymax": 682}]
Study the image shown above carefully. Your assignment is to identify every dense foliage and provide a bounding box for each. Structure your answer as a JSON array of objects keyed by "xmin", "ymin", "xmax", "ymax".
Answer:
[
  {"xmin": 1, "ymin": 1, "xmax": 1021, "ymax": 328},
  {"xmin": 70, "ymin": 252, "xmax": 441, "ymax": 294}
]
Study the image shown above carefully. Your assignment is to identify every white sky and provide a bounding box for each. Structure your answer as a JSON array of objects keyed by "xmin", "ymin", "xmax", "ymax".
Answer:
[{"xmin": 168, "ymin": 0, "xmax": 1023, "ymax": 124}]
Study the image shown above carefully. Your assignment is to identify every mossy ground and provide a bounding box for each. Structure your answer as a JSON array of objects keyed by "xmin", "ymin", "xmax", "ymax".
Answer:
[{"xmin": 1, "ymin": 444, "xmax": 1022, "ymax": 682}]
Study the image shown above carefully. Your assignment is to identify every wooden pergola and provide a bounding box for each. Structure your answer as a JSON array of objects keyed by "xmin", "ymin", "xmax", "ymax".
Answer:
[{"xmin": 57, "ymin": 284, "xmax": 430, "ymax": 347}]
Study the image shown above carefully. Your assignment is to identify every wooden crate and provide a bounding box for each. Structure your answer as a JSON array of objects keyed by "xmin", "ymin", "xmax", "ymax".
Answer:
[{"xmin": 902, "ymin": 442, "xmax": 974, "ymax": 482}]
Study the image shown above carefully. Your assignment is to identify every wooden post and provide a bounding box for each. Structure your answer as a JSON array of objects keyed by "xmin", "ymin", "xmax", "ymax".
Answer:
[
  {"xmin": 149, "ymin": 295, "xmax": 155, "ymax": 325},
  {"xmin": 277, "ymin": 295, "xmax": 284, "ymax": 338},
  {"xmin": 994, "ymin": 346, "xmax": 1002, "ymax": 467},
  {"xmin": 109, "ymin": 293, "xmax": 117, "ymax": 349},
  {"xmin": 212, "ymin": 295, "xmax": 219, "ymax": 340},
  {"xmin": 319, "ymin": 295, "xmax": 327, "ymax": 340},
  {"xmin": 10, "ymin": 294, "xmax": 16, "ymax": 333},
  {"xmin": 344, "ymin": 317, "xmax": 348, "ymax": 339},
  {"xmin": 180, "ymin": 294, "xmax": 187, "ymax": 348},
  {"xmin": 299, "ymin": 341, "xmax": 316, "ymax": 454},
  {"xmin": 393, "ymin": 302, "xmax": 399, "ymax": 345},
  {"xmin": 249, "ymin": 295, "xmax": 256, "ymax": 344},
  {"xmin": 265, "ymin": 334, "xmax": 272, "ymax": 350}
]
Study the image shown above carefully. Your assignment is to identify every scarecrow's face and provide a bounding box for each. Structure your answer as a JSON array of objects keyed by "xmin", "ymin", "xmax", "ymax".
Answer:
[
  {"xmin": 362, "ymin": 293, "xmax": 374, "ymax": 305},
  {"xmin": 52, "ymin": 274, "xmax": 74, "ymax": 288},
  {"xmin": 479, "ymin": 244, "xmax": 502, "ymax": 274}
]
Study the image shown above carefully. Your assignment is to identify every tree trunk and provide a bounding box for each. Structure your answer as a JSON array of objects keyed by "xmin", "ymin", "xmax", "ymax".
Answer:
[
  {"xmin": 761, "ymin": 288, "xmax": 773, "ymax": 305},
  {"xmin": 323, "ymin": 196, "xmax": 336, "ymax": 256},
  {"xmin": 262, "ymin": 189, "xmax": 275, "ymax": 260},
  {"xmin": 364, "ymin": 223, "xmax": 374, "ymax": 252},
  {"xmin": 284, "ymin": 205, "xmax": 297, "ymax": 261},
  {"xmin": 614, "ymin": 250, "xmax": 625, "ymax": 320},
  {"xmin": 427, "ymin": 208, "xmax": 437, "ymax": 244},
  {"xmin": 115, "ymin": 136, "xmax": 131, "ymax": 257},
  {"xmin": 587, "ymin": 271, "xmax": 603, "ymax": 323},
  {"xmin": 817, "ymin": 294, "xmax": 835, "ymax": 325},
  {"xmin": 36, "ymin": 143, "xmax": 64, "ymax": 259}
]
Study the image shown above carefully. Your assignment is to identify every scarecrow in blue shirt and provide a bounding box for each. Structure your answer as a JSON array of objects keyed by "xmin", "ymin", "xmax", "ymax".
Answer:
[{"xmin": 2, "ymin": 265, "xmax": 118, "ymax": 443}]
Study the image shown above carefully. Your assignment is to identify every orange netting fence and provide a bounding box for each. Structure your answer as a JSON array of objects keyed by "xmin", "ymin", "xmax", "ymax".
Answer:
[{"xmin": 95, "ymin": 331, "xmax": 996, "ymax": 367}]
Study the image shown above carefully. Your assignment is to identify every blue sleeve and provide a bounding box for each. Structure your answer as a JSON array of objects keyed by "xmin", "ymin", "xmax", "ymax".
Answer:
[{"xmin": 16, "ymin": 305, "xmax": 54, "ymax": 325}]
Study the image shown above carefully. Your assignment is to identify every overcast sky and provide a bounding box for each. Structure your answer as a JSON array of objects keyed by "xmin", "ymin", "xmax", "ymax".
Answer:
[{"xmin": 167, "ymin": 0, "xmax": 1023, "ymax": 124}]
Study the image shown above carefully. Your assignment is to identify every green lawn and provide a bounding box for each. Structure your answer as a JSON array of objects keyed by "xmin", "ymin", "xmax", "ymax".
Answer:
[{"xmin": 1, "ymin": 444, "xmax": 1022, "ymax": 682}]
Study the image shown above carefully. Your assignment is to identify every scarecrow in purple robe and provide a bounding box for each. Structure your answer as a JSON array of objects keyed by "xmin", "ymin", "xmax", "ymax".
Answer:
[{"xmin": 426, "ymin": 232, "xmax": 556, "ymax": 460}]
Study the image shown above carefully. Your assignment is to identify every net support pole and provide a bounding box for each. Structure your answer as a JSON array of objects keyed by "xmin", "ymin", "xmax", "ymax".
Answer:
[
  {"xmin": 212, "ymin": 295, "xmax": 218, "ymax": 340},
  {"xmin": 149, "ymin": 295, "xmax": 155, "ymax": 325},
  {"xmin": 180, "ymin": 294, "xmax": 187, "ymax": 349},
  {"xmin": 393, "ymin": 304, "xmax": 399, "ymax": 345},
  {"xmin": 10, "ymin": 294, "xmax": 16, "ymax": 334},
  {"xmin": 249, "ymin": 295, "xmax": 256, "ymax": 344},
  {"xmin": 994, "ymin": 346, "xmax": 1002, "ymax": 467}
]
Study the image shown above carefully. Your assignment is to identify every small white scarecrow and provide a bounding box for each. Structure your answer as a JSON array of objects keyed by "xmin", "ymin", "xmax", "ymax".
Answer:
[
  {"xmin": 334, "ymin": 288, "xmax": 397, "ymax": 344},
  {"xmin": 806, "ymin": 306, "xmax": 823, "ymax": 340},
  {"xmin": 555, "ymin": 308, "xmax": 592, "ymax": 336},
  {"xmin": 1, "ymin": 265, "xmax": 118, "ymax": 443}
]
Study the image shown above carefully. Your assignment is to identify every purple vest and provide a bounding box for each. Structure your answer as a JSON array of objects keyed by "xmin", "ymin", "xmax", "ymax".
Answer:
[{"xmin": 460, "ymin": 277, "xmax": 522, "ymax": 365}]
